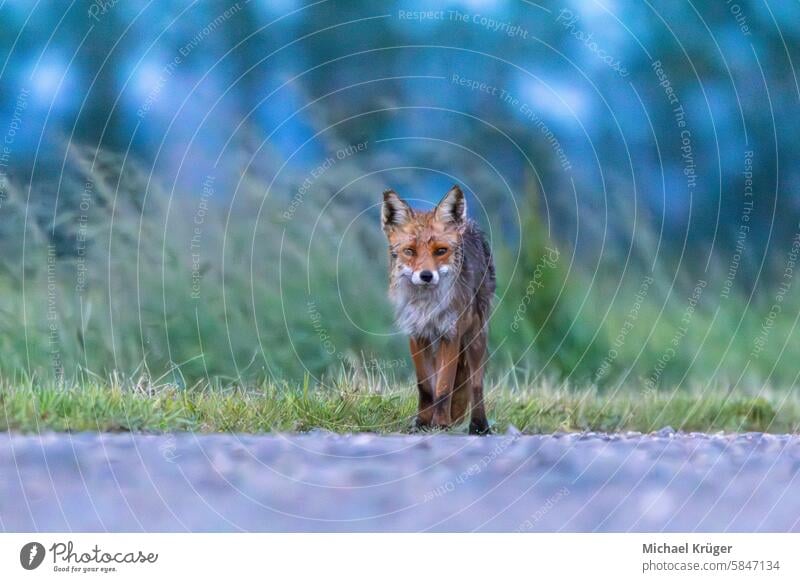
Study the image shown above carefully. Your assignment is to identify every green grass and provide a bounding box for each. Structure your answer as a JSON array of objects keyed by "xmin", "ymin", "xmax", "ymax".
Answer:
[{"xmin": 2, "ymin": 376, "xmax": 799, "ymax": 434}]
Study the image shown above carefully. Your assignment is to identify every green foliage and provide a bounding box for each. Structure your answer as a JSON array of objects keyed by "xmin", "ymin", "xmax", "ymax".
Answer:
[
  {"xmin": 493, "ymin": 181, "xmax": 614, "ymax": 379},
  {"xmin": 2, "ymin": 145, "xmax": 800, "ymax": 393},
  {"xmin": 493, "ymin": 179, "xmax": 800, "ymax": 390}
]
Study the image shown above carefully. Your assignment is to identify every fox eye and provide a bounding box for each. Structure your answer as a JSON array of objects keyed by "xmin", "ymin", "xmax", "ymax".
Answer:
[
  {"xmin": 403, "ymin": 248, "xmax": 415, "ymax": 257},
  {"xmin": 434, "ymin": 247, "xmax": 448, "ymax": 256}
]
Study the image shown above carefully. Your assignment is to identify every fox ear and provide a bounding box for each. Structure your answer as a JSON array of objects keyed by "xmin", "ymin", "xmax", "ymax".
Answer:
[
  {"xmin": 382, "ymin": 190, "xmax": 413, "ymax": 232},
  {"xmin": 434, "ymin": 185, "xmax": 467, "ymax": 226}
]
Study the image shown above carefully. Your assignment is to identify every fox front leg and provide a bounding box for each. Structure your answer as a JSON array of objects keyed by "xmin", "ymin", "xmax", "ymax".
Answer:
[
  {"xmin": 409, "ymin": 337, "xmax": 436, "ymax": 429},
  {"xmin": 465, "ymin": 331, "xmax": 491, "ymax": 435},
  {"xmin": 431, "ymin": 337, "xmax": 461, "ymax": 429}
]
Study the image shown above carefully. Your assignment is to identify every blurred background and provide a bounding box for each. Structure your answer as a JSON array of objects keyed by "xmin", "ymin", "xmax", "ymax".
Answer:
[{"xmin": 1, "ymin": 0, "xmax": 799, "ymax": 391}]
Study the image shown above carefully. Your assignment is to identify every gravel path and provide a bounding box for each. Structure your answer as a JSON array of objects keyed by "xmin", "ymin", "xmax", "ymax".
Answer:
[{"xmin": 2, "ymin": 430, "xmax": 799, "ymax": 532}]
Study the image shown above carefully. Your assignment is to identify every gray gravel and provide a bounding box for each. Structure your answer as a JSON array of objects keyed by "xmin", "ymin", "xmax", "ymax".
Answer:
[{"xmin": 2, "ymin": 430, "xmax": 800, "ymax": 532}]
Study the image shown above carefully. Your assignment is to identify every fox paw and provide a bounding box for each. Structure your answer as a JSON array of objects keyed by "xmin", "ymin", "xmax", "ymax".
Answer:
[
  {"xmin": 412, "ymin": 416, "xmax": 431, "ymax": 431},
  {"xmin": 469, "ymin": 420, "xmax": 492, "ymax": 436},
  {"xmin": 430, "ymin": 415, "xmax": 452, "ymax": 431}
]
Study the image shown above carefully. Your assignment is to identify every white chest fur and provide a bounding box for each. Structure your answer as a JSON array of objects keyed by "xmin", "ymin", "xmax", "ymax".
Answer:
[{"xmin": 391, "ymin": 283, "xmax": 459, "ymax": 341}]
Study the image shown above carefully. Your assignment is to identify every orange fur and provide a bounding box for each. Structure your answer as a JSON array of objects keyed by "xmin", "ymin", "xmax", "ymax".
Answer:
[{"xmin": 382, "ymin": 186, "xmax": 495, "ymax": 434}]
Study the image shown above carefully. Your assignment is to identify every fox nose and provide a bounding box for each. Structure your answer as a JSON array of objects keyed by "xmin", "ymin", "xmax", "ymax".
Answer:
[{"xmin": 419, "ymin": 270, "xmax": 434, "ymax": 283}]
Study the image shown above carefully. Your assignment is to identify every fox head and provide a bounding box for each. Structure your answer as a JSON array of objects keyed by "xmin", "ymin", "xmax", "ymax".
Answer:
[{"xmin": 381, "ymin": 185, "xmax": 466, "ymax": 288}]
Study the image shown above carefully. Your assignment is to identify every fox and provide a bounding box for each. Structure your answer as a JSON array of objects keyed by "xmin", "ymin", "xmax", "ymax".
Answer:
[{"xmin": 381, "ymin": 185, "xmax": 495, "ymax": 435}]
